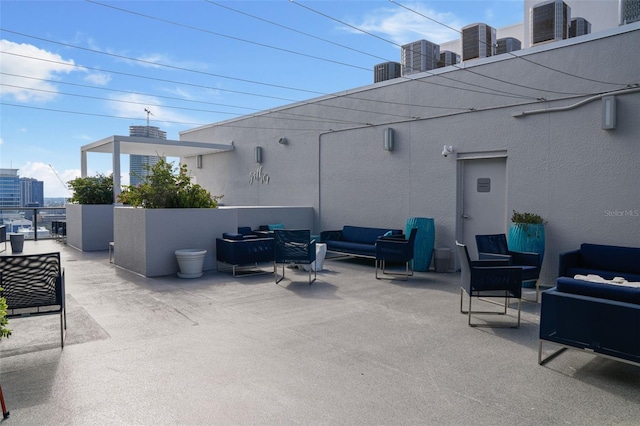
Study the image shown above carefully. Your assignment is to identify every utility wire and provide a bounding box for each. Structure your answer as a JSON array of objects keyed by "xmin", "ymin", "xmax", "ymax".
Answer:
[
  {"xmin": 204, "ymin": 0, "xmax": 391, "ymax": 63},
  {"xmin": 0, "ymin": 81, "xmax": 383, "ymax": 126},
  {"xmin": 1, "ymin": 28, "xmax": 328, "ymax": 96},
  {"xmin": 85, "ymin": 0, "xmax": 372, "ymax": 72},
  {"xmin": 288, "ymin": 0, "xmax": 548, "ymax": 99},
  {"xmin": 0, "ymin": 102, "xmax": 329, "ymax": 131},
  {"xmin": 0, "ymin": 51, "xmax": 466, "ymax": 122},
  {"xmin": 82, "ymin": 1, "xmax": 537, "ymax": 101},
  {"xmin": 291, "ymin": 0, "xmax": 623, "ymax": 96},
  {"xmin": 1, "ymin": 50, "xmax": 302, "ymax": 103}
]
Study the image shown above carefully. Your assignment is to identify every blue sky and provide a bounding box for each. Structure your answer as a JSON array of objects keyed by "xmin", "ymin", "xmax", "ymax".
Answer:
[{"xmin": 1, "ymin": 0, "xmax": 524, "ymax": 197}]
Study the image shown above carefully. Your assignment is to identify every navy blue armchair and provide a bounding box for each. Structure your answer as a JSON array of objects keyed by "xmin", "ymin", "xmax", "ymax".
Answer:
[
  {"xmin": 375, "ymin": 228, "xmax": 418, "ymax": 280},
  {"xmin": 475, "ymin": 234, "xmax": 541, "ymax": 302},
  {"xmin": 456, "ymin": 242, "xmax": 523, "ymax": 328},
  {"xmin": 274, "ymin": 229, "xmax": 316, "ymax": 284}
]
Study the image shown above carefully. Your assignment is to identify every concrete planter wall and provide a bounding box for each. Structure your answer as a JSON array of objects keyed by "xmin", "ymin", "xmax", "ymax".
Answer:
[
  {"xmin": 113, "ymin": 206, "xmax": 313, "ymax": 277},
  {"xmin": 66, "ymin": 204, "xmax": 114, "ymax": 252}
]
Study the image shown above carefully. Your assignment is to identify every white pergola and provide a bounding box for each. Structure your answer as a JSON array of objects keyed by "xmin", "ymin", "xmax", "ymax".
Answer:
[{"xmin": 81, "ymin": 135, "xmax": 234, "ymax": 203}]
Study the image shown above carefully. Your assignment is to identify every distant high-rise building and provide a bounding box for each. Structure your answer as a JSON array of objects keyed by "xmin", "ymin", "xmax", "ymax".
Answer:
[
  {"xmin": 0, "ymin": 168, "xmax": 20, "ymax": 208},
  {"xmin": 20, "ymin": 177, "xmax": 44, "ymax": 207},
  {"xmin": 569, "ymin": 17, "xmax": 591, "ymax": 37},
  {"xmin": 129, "ymin": 125, "xmax": 167, "ymax": 139},
  {"xmin": 462, "ymin": 23, "xmax": 496, "ymax": 61},
  {"xmin": 129, "ymin": 126, "xmax": 167, "ymax": 187},
  {"xmin": 438, "ymin": 51, "xmax": 460, "ymax": 68},
  {"xmin": 496, "ymin": 37, "xmax": 522, "ymax": 55},
  {"xmin": 620, "ymin": 0, "xmax": 640, "ymax": 24},
  {"xmin": 401, "ymin": 40, "xmax": 440, "ymax": 76},
  {"xmin": 374, "ymin": 62, "xmax": 402, "ymax": 83},
  {"xmin": 531, "ymin": 0, "xmax": 571, "ymax": 45}
]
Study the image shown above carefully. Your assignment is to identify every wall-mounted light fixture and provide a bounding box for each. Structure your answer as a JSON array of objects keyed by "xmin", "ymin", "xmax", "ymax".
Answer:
[
  {"xmin": 278, "ymin": 137, "xmax": 288, "ymax": 145},
  {"xmin": 383, "ymin": 128, "xmax": 394, "ymax": 151},
  {"xmin": 602, "ymin": 96, "xmax": 616, "ymax": 130},
  {"xmin": 442, "ymin": 145, "xmax": 454, "ymax": 157},
  {"xmin": 255, "ymin": 146, "xmax": 263, "ymax": 163},
  {"xmin": 196, "ymin": 154, "xmax": 203, "ymax": 169}
]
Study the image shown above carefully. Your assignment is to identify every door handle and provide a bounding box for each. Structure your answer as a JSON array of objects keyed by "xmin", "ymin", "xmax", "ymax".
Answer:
[{"xmin": 461, "ymin": 214, "xmax": 470, "ymax": 219}]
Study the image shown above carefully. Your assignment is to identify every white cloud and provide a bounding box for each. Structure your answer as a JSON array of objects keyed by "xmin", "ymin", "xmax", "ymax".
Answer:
[
  {"xmin": 18, "ymin": 162, "xmax": 129, "ymax": 198},
  {"xmin": 18, "ymin": 162, "xmax": 79, "ymax": 198},
  {"xmin": 0, "ymin": 40, "xmax": 78, "ymax": 103},
  {"xmin": 84, "ymin": 72, "xmax": 112, "ymax": 86},
  {"xmin": 348, "ymin": 5, "xmax": 463, "ymax": 45}
]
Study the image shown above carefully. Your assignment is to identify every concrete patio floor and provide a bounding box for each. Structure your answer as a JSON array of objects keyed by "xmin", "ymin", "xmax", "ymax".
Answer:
[{"xmin": 1, "ymin": 240, "xmax": 639, "ymax": 425}]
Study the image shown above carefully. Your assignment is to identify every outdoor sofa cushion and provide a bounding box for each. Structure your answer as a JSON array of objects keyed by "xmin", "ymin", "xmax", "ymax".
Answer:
[{"xmin": 556, "ymin": 276, "xmax": 640, "ymax": 305}]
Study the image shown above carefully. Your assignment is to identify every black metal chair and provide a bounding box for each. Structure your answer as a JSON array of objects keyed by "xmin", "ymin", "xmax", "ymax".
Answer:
[
  {"xmin": 456, "ymin": 241, "xmax": 523, "ymax": 328},
  {"xmin": 375, "ymin": 228, "xmax": 418, "ymax": 280},
  {"xmin": 0, "ymin": 252, "xmax": 66, "ymax": 347},
  {"xmin": 274, "ymin": 229, "xmax": 316, "ymax": 284},
  {"xmin": 475, "ymin": 234, "xmax": 541, "ymax": 302}
]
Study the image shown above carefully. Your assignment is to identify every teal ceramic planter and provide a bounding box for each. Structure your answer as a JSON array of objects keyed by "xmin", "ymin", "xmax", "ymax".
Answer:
[
  {"xmin": 405, "ymin": 217, "xmax": 435, "ymax": 272},
  {"xmin": 508, "ymin": 223, "xmax": 545, "ymax": 286}
]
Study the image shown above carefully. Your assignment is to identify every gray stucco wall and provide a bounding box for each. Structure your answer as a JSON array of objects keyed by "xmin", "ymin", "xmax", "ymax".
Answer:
[
  {"xmin": 181, "ymin": 25, "xmax": 640, "ymax": 286},
  {"xmin": 66, "ymin": 204, "xmax": 114, "ymax": 252}
]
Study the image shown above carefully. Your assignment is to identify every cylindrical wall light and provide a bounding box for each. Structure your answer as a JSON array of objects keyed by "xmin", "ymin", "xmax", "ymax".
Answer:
[
  {"xmin": 383, "ymin": 128, "xmax": 394, "ymax": 151},
  {"xmin": 602, "ymin": 96, "xmax": 616, "ymax": 130},
  {"xmin": 255, "ymin": 146, "xmax": 263, "ymax": 163}
]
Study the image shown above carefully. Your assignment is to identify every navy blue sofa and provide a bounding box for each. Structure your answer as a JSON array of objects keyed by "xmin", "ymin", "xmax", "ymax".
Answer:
[
  {"xmin": 539, "ymin": 276, "xmax": 640, "ymax": 366},
  {"xmin": 558, "ymin": 243, "xmax": 640, "ymax": 281},
  {"xmin": 320, "ymin": 225, "xmax": 403, "ymax": 258}
]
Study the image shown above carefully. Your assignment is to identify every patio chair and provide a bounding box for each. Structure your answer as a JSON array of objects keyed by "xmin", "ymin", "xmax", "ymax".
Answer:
[
  {"xmin": 475, "ymin": 234, "xmax": 541, "ymax": 302},
  {"xmin": 375, "ymin": 228, "xmax": 418, "ymax": 280},
  {"xmin": 456, "ymin": 241, "xmax": 523, "ymax": 328},
  {"xmin": 0, "ymin": 252, "xmax": 66, "ymax": 348},
  {"xmin": 274, "ymin": 229, "xmax": 317, "ymax": 284}
]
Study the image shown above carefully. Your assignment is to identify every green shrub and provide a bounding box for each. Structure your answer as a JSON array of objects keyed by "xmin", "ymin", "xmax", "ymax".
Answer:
[
  {"xmin": 118, "ymin": 158, "xmax": 222, "ymax": 208},
  {"xmin": 0, "ymin": 290, "xmax": 10, "ymax": 340},
  {"xmin": 511, "ymin": 210, "xmax": 544, "ymax": 224},
  {"xmin": 67, "ymin": 174, "xmax": 114, "ymax": 204}
]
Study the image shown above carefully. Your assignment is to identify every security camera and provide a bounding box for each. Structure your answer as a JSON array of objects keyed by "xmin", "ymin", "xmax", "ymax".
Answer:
[{"xmin": 442, "ymin": 145, "xmax": 453, "ymax": 157}]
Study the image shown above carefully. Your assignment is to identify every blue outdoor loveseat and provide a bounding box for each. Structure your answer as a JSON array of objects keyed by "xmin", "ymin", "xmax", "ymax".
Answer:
[
  {"xmin": 320, "ymin": 225, "xmax": 403, "ymax": 258},
  {"xmin": 558, "ymin": 243, "xmax": 640, "ymax": 282}
]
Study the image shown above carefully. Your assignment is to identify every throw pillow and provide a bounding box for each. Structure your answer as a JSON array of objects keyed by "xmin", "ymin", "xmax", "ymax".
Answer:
[{"xmin": 268, "ymin": 223, "xmax": 285, "ymax": 230}]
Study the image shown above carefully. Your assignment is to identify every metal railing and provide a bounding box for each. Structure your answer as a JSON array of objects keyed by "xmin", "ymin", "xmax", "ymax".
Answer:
[{"xmin": 0, "ymin": 207, "xmax": 67, "ymax": 241}]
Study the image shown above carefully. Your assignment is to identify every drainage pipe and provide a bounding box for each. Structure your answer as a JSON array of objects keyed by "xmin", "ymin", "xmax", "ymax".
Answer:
[{"xmin": 512, "ymin": 86, "xmax": 640, "ymax": 117}]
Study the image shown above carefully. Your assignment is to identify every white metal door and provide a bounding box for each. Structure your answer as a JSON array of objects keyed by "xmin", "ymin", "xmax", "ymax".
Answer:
[{"xmin": 458, "ymin": 157, "xmax": 507, "ymax": 260}]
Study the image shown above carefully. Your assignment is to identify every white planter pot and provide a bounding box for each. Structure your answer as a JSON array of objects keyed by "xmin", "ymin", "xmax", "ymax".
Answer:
[{"xmin": 175, "ymin": 249, "xmax": 207, "ymax": 278}]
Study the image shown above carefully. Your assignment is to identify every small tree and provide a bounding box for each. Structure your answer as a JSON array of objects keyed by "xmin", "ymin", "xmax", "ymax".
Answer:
[
  {"xmin": 118, "ymin": 158, "xmax": 222, "ymax": 208},
  {"xmin": 67, "ymin": 174, "xmax": 114, "ymax": 204}
]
